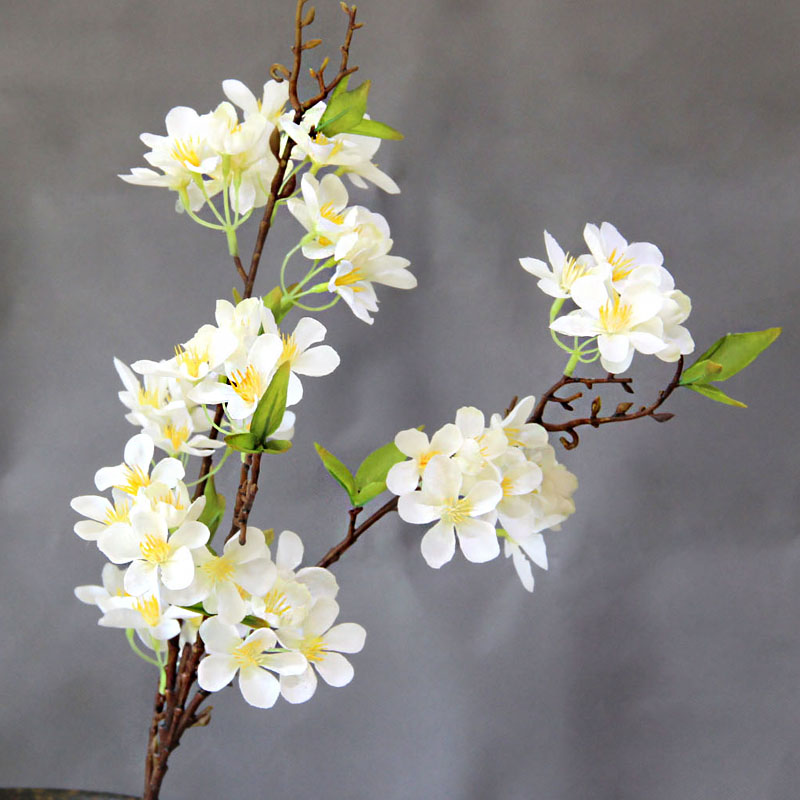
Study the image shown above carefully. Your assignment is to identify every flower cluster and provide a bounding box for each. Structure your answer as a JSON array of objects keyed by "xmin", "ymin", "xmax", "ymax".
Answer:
[
  {"xmin": 388, "ymin": 397, "xmax": 578, "ymax": 591},
  {"xmin": 121, "ymin": 79, "xmax": 414, "ymax": 325},
  {"xmin": 115, "ymin": 296, "xmax": 339, "ymax": 452},
  {"xmin": 521, "ymin": 222, "xmax": 694, "ymax": 373},
  {"xmin": 73, "ymin": 443, "xmax": 365, "ymax": 708}
]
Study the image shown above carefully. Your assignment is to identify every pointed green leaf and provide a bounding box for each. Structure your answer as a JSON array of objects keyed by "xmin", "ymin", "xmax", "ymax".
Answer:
[
  {"xmin": 317, "ymin": 80, "xmax": 371, "ymax": 136},
  {"xmin": 225, "ymin": 432, "xmax": 260, "ymax": 453},
  {"xmin": 197, "ymin": 475, "xmax": 226, "ymax": 536},
  {"xmin": 250, "ymin": 362, "xmax": 291, "ymax": 444},
  {"xmin": 314, "ymin": 442, "xmax": 357, "ymax": 500},
  {"xmin": 686, "ymin": 383, "xmax": 747, "ymax": 408},
  {"xmin": 348, "ymin": 118, "xmax": 404, "ymax": 140},
  {"xmin": 355, "ymin": 440, "xmax": 406, "ymax": 490},
  {"xmin": 262, "ymin": 438, "xmax": 293, "ymax": 453},
  {"xmin": 232, "ymin": 287, "xmax": 243, "ymax": 304},
  {"xmin": 679, "ymin": 359, "xmax": 724, "ymax": 385},
  {"xmin": 353, "ymin": 480, "xmax": 388, "ymax": 506},
  {"xmin": 680, "ymin": 328, "xmax": 781, "ymax": 385}
]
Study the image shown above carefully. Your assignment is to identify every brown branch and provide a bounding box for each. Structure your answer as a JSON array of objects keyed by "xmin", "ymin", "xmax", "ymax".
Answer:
[
  {"xmin": 232, "ymin": 254, "xmax": 248, "ymax": 284},
  {"xmin": 529, "ymin": 357, "xmax": 684, "ymax": 450},
  {"xmin": 317, "ymin": 497, "xmax": 398, "ymax": 569},
  {"xmin": 142, "ymin": 4, "xmax": 367, "ymax": 796},
  {"xmin": 192, "ymin": 404, "xmax": 225, "ymax": 502}
]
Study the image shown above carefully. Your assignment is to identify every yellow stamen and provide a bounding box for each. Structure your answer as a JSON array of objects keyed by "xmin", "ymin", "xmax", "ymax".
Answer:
[
  {"xmin": 279, "ymin": 333, "xmax": 299, "ymax": 365},
  {"xmin": 501, "ymin": 476, "xmax": 515, "ymax": 498},
  {"xmin": 319, "ymin": 201, "xmax": 346, "ymax": 226},
  {"xmin": 232, "ymin": 639, "xmax": 265, "ymax": 669},
  {"xmin": 262, "ymin": 588, "xmax": 292, "ymax": 620},
  {"xmin": 152, "ymin": 488, "xmax": 185, "ymax": 512},
  {"xmin": 170, "ymin": 138, "xmax": 202, "ymax": 168},
  {"xmin": 418, "ymin": 450, "xmax": 439, "ymax": 470},
  {"xmin": 313, "ymin": 132, "xmax": 344, "ymax": 158},
  {"xmin": 229, "ymin": 364, "xmax": 264, "ymax": 404},
  {"xmin": 442, "ymin": 498, "xmax": 473, "ymax": 526},
  {"xmin": 137, "ymin": 387, "xmax": 163, "ymax": 409},
  {"xmin": 504, "ymin": 425, "xmax": 523, "ymax": 447},
  {"xmin": 103, "ymin": 498, "xmax": 131, "ymax": 526},
  {"xmin": 301, "ymin": 636, "xmax": 327, "ymax": 664},
  {"xmin": 174, "ymin": 344, "xmax": 208, "ymax": 379},
  {"xmin": 334, "ymin": 267, "xmax": 365, "ymax": 293},
  {"xmin": 115, "ymin": 465, "xmax": 151, "ymax": 495},
  {"xmin": 139, "ymin": 533, "xmax": 171, "ymax": 565},
  {"xmin": 607, "ymin": 248, "xmax": 636, "ymax": 282},
  {"xmin": 201, "ymin": 555, "xmax": 235, "ymax": 583},
  {"xmin": 598, "ymin": 293, "xmax": 634, "ymax": 333},
  {"xmin": 135, "ymin": 595, "xmax": 162, "ymax": 627},
  {"xmin": 561, "ymin": 254, "xmax": 591, "ymax": 290},
  {"xmin": 164, "ymin": 424, "xmax": 190, "ymax": 452}
]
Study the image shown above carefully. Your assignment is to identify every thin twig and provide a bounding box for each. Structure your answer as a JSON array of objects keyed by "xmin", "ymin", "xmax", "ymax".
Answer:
[
  {"xmin": 317, "ymin": 497, "xmax": 397, "ymax": 569},
  {"xmin": 529, "ymin": 357, "xmax": 684, "ymax": 450}
]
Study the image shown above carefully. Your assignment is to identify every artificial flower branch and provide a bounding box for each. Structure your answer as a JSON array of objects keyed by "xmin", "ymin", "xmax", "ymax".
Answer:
[{"xmin": 73, "ymin": 2, "xmax": 780, "ymax": 798}]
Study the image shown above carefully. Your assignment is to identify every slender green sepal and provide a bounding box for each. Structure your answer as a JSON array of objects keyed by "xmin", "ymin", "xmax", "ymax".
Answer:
[
  {"xmin": 197, "ymin": 475, "xmax": 226, "ymax": 537},
  {"xmin": 250, "ymin": 362, "xmax": 291, "ymax": 443}
]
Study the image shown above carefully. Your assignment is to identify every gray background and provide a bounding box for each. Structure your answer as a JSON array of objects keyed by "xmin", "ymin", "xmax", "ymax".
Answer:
[{"xmin": 1, "ymin": 0, "xmax": 798, "ymax": 798}]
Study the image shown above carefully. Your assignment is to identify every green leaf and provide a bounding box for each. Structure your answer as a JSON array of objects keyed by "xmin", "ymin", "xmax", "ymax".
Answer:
[
  {"xmin": 225, "ymin": 432, "xmax": 260, "ymax": 453},
  {"xmin": 685, "ymin": 383, "xmax": 747, "ymax": 408},
  {"xmin": 250, "ymin": 362, "xmax": 291, "ymax": 444},
  {"xmin": 314, "ymin": 442, "xmax": 356, "ymax": 499},
  {"xmin": 680, "ymin": 328, "xmax": 781, "ymax": 385},
  {"xmin": 263, "ymin": 284, "xmax": 296, "ymax": 324},
  {"xmin": 317, "ymin": 79, "xmax": 371, "ymax": 136},
  {"xmin": 348, "ymin": 117, "xmax": 404, "ymax": 140},
  {"xmin": 262, "ymin": 438, "xmax": 293, "ymax": 453},
  {"xmin": 232, "ymin": 287, "xmax": 243, "ymax": 304},
  {"xmin": 262, "ymin": 285, "xmax": 283, "ymax": 317},
  {"xmin": 352, "ymin": 481, "xmax": 387, "ymax": 506},
  {"xmin": 197, "ymin": 475, "xmax": 226, "ymax": 536},
  {"xmin": 355, "ymin": 440, "xmax": 406, "ymax": 490}
]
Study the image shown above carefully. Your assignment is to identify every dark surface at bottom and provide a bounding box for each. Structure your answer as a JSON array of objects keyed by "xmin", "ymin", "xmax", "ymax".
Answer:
[{"xmin": 0, "ymin": 791, "xmax": 139, "ymax": 799}]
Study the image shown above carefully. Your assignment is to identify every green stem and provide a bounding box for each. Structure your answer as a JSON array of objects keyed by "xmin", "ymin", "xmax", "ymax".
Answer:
[
  {"xmin": 184, "ymin": 446, "xmax": 232, "ymax": 488},
  {"xmin": 126, "ymin": 628, "xmax": 162, "ymax": 668}
]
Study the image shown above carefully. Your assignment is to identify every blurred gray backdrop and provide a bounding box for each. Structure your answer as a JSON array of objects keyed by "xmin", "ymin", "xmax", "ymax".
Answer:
[{"xmin": 1, "ymin": 0, "xmax": 799, "ymax": 798}]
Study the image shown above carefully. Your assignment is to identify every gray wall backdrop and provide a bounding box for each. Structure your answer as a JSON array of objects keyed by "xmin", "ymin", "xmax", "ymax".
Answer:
[{"xmin": 1, "ymin": 0, "xmax": 799, "ymax": 798}]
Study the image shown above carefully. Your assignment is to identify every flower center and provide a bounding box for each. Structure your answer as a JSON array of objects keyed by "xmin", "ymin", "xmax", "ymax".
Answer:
[
  {"xmin": 230, "ymin": 364, "xmax": 264, "ymax": 404},
  {"xmin": 137, "ymin": 386, "xmax": 164, "ymax": 409},
  {"xmin": 170, "ymin": 138, "xmax": 202, "ymax": 168},
  {"xmin": 175, "ymin": 344, "xmax": 208, "ymax": 379},
  {"xmin": 164, "ymin": 424, "xmax": 190, "ymax": 452},
  {"xmin": 134, "ymin": 595, "xmax": 162, "ymax": 627},
  {"xmin": 560, "ymin": 254, "xmax": 591, "ymax": 290},
  {"xmin": 607, "ymin": 248, "xmax": 636, "ymax": 282},
  {"xmin": 232, "ymin": 639, "xmax": 265, "ymax": 669},
  {"xmin": 279, "ymin": 333, "xmax": 299, "ymax": 365},
  {"xmin": 261, "ymin": 587, "xmax": 292, "ymax": 620},
  {"xmin": 319, "ymin": 201, "xmax": 346, "ymax": 226},
  {"xmin": 501, "ymin": 476, "xmax": 515, "ymax": 497},
  {"xmin": 598, "ymin": 293, "xmax": 634, "ymax": 333},
  {"xmin": 302, "ymin": 636, "xmax": 327, "ymax": 664},
  {"xmin": 115, "ymin": 465, "xmax": 151, "ymax": 496},
  {"xmin": 334, "ymin": 266, "xmax": 365, "ymax": 292},
  {"xmin": 103, "ymin": 498, "xmax": 131, "ymax": 526},
  {"xmin": 418, "ymin": 450, "xmax": 439, "ymax": 471},
  {"xmin": 139, "ymin": 533, "xmax": 171, "ymax": 565},
  {"xmin": 442, "ymin": 497, "xmax": 473, "ymax": 525},
  {"xmin": 201, "ymin": 555, "xmax": 235, "ymax": 584}
]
